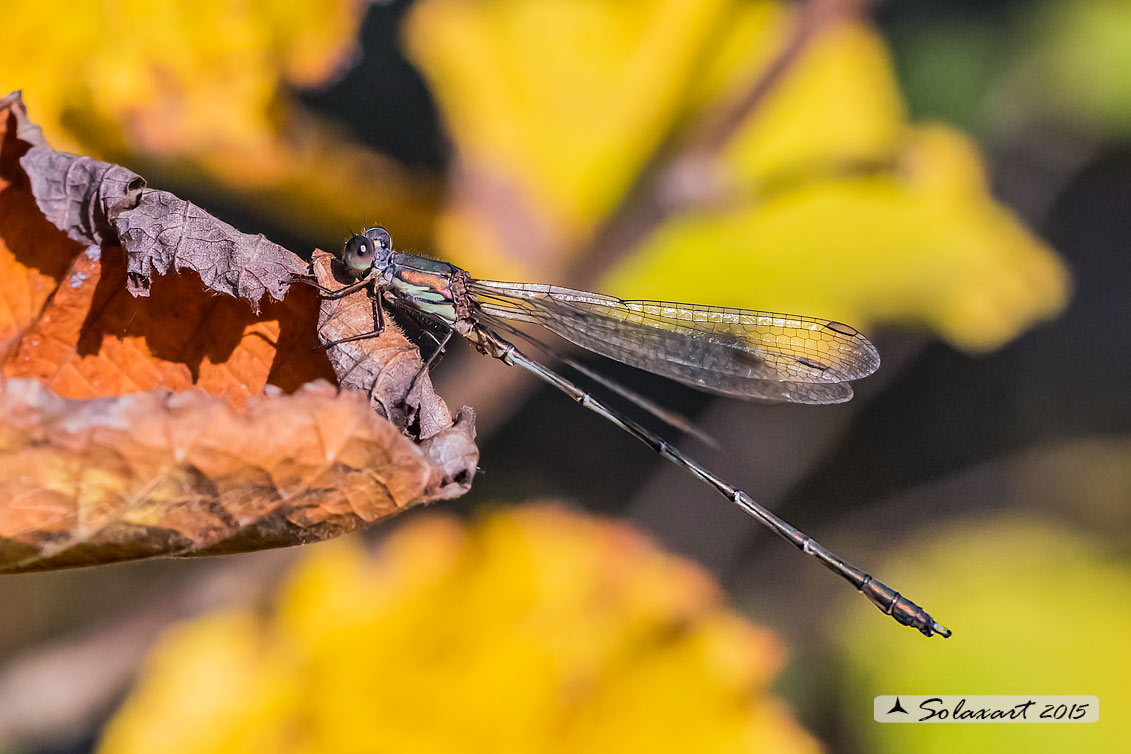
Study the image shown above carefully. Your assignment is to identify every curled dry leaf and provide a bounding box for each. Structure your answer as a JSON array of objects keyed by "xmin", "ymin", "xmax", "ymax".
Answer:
[
  {"xmin": 311, "ymin": 249, "xmax": 478, "ymax": 498},
  {"xmin": 0, "ymin": 91, "xmax": 478, "ymax": 572},
  {"xmin": 0, "ymin": 380, "xmax": 448, "ymax": 574}
]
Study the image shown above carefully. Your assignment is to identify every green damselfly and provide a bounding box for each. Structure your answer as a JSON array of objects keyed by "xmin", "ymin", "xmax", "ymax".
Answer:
[{"xmin": 310, "ymin": 226, "xmax": 950, "ymax": 638}]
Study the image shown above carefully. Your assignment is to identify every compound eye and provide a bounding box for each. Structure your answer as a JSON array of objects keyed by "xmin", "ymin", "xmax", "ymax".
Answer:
[
  {"xmin": 341, "ymin": 234, "xmax": 376, "ymax": 273},
  {"xmin": 363, "ymin": 226, "xmax": 392, "ymax": 251}
]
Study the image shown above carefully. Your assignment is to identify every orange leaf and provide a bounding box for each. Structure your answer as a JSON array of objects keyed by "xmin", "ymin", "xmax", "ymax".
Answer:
[
  {"xmin": 0, "ymin": 381, "xmax": 450, "ymax": 573},
  {"xmin": 0, "ymin": 92, "xmax": 478, "ymax": 571},
  {"xmin": 1, "ymin": 92, "xmax": 332, "ymax": 404}
]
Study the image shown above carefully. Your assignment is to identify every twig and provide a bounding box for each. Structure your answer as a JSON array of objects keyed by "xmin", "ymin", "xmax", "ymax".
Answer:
[
  {"xmin": 579, "ymin": 0, "xmax": 876, "ymax": 287},
  {"xmin": 690, "ymin": 0, "xmax": 876, "ymax": 159}
]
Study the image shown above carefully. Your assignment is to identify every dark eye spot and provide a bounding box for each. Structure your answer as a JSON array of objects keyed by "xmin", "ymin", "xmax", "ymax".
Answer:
[
  {"xmin": 796, "ymin": 356, "xmax": 829, "ymax": 371},
  {"xmin": 824, "ymin": 320, "xmax": 859, "ymax": 337}
]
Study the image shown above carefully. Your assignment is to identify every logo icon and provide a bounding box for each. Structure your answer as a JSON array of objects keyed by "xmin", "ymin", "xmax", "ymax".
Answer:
[{"xmin": 887, "ymin": 697, "xmax": 909, "ymax": 715}]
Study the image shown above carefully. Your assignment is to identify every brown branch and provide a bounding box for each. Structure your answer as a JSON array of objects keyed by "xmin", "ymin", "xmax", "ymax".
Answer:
[
  {"xmin": 579, "ymin": 0, "xmax": 876, "ymax": 287},
  {"xmin": 689, "ymin": 0, "xmax": 877, "ymax": 159}
]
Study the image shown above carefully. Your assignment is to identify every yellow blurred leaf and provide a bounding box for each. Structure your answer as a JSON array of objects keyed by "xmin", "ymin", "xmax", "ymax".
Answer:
[
  {"xmin": 405, "ymin": 0, "xmax": 908, "ymax": 260},
  {"xmin": 715, "ymin": 19, "xmax": 906, "ymax": 184},
  {"xmin": 0, "ymin": 0, "xmax": 438, "ymax": 247},
  {"xmin": 98, "ymin": 611, "xmax": 301, "ymax": 754},
  {"xmin": 0, "ymin": 0, "xmax": 366, "ymax": 156},
  {"xmin": 98, "ymin": 506, "xmax": 822, "ymax": 754},
  {"xmin": 407, "ymin": 0, "xmax": 737, "ymax": 237},
  {"xmin": 603, "ymin": 125, "xmax": 1070, "ymax": 351},
  {"xmin": 835, "ymin": 516, "xmax": 1131, "ymax": 752}
]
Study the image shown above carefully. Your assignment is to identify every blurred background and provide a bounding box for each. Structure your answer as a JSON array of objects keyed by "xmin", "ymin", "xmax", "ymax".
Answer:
[{"xmin": 2, "ymin": 0, "xmax": 1129, "ymax": 751}]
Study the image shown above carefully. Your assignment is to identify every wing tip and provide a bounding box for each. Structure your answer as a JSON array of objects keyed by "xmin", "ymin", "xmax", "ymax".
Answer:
[
  {"xmin": 823, "ymin": 320, "xmax": 881, "ymax": 380},
  {"xmin": 855, "ymin": 332, "xmax": 881, "ymax": 378}
]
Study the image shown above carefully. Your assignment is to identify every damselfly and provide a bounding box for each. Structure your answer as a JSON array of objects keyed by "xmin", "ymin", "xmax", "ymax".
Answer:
[{"xmin": 311, "ymin": 226, "xmax": 950, "ymax": 638}]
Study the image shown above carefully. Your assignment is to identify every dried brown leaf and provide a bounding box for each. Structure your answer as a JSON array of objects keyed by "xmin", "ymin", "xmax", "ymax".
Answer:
[
  {"xmin": 0, "ymin": 380, "xmax": 449, "ymax": 573},
  {"xmin": 0, "ymin": 91, "xmax": 478, "ymax": 571},
  {"xmin": 0, "ymin": 94, "xmax": 76, "ymax": 349},
  {"xmin": 1, "ymin": 92, "xmax": 334, "ymax": 403}
]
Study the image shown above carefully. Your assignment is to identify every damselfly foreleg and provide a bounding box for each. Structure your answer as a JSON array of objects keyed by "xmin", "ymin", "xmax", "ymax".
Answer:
[
  {"xmin": 318, "ymin": 284, "xmax": 388, "ymax": 349},
  {"xmin": 289, "ymin": 272, "xmax": 377, "ymax": 300}
]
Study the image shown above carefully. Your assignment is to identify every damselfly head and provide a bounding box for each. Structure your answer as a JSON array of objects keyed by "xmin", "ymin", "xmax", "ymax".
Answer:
[{"xmin": 340, "ymin": 226, "xmax": 393, "ymax": 276}]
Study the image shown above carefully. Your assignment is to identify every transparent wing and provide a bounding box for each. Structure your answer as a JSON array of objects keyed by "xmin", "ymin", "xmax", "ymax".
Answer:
[{"xmin": 469, "ymin": 280, "xmax": 879, "ymax": 405}]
